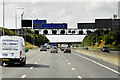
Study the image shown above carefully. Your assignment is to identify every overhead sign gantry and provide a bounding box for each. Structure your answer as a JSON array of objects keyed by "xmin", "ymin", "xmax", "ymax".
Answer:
[{"xmin": 21, "ymin": 18, "xmax": 120, "ymax": 35}]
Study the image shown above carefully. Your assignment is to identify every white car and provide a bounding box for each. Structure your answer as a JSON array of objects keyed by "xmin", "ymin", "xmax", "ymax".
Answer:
[{"xmin": 0, "ymin": 36, "xmax": 27, "ymax": 66}]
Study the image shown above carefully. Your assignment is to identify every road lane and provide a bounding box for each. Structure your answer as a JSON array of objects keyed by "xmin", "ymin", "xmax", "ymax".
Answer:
[
  {"xmin": 2, "ymin": 49, "xmax": 77, "ymax": 78},
  {"xmin": 1, "ymin": 49, "xmax": 119, "ymax": 79},
  {"xmin": 2, "ymin": 49, "xmax": 46, "ymax": 78},
  {"xmin": 72, "ymin": 50, "xmax": 118, "ymax": 71},
  {"xmin": 61, "ymin": 50, "xmax": 118, "ymax": 78},
  {"xmin": 25, "ymin": 50, "xmax": 77, "ymax": 78}
]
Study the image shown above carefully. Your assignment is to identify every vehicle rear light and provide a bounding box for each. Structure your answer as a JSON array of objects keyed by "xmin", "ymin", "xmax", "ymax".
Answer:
[
  {"xmin": 20, "ymin": 51, "xmax": 22, "ymax": 59},
  {"xmin": 8, "ymin": 36, "xmax": 13, "ymax": 37}
]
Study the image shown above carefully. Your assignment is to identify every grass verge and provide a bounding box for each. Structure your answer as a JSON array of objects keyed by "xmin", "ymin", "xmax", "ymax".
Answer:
[{"xmin": 25, "ymin": 42, "xmax": 39, "ymax": 50}]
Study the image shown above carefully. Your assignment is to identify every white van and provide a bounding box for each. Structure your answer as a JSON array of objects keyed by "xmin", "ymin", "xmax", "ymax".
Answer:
[{"xmin": 0, "ymin": 36, "xmax": 26, "ymax": 66}]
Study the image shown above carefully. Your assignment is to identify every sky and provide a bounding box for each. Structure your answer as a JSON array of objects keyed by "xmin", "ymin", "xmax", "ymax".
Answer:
[{"xmin": 0, "ymin": 0, "xmax": 119, "ymax": 42}]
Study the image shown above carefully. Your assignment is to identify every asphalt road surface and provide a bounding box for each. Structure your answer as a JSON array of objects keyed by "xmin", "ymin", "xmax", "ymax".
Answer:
[{"xmin": 1, "ymin": 49, "xmax": 119, "ymax": 80}]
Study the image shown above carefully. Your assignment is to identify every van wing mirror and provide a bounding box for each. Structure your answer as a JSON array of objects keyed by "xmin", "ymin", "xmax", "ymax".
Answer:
[{"xmin": 25, "ymin": 49, "xmax": 29, "ymax": 52}]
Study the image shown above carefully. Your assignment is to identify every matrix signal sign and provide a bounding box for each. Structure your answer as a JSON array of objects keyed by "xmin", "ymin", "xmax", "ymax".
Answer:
[
  {"xmin": 95, "ymin": 19, "xmax": 113, "ymax": 29},
  {"xmin": 114, "ymin": 19, "xmax": 120, "ymax": 27},
  {"xmin": 33, "ymin": 20, "xmax": 47, "ymax": 29},
  {"xmin": 77, "ymin": 23, "xmax": 95, "ymax": 29},
  {"xmin": 22, "ymin": 20, "xmax": 32, "ymax": 27}
]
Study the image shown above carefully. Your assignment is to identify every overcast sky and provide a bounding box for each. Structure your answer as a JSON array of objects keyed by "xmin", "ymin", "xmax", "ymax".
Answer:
[{"xmin": 0, "ymin": 0, "xmax": 119, "ymax": 42}]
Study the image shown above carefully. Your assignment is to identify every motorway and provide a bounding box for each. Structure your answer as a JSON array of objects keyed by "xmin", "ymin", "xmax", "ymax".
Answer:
[{"xmin": 1, "ymin": 49, "xmax": 119, "ymax": 80}]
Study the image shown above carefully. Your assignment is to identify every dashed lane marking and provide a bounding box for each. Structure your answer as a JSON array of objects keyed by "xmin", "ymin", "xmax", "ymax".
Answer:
[
  {"xmin": 30, "ymin": 67, "xmax": 33, "ymax": 69},
  {"xmin": 68, "ymin": 63, "xmax": 71, "ymax": 65},
  {"xmin": 72, "ymin": 68, "xmax": 75, "ymax": 70},
  {"xmin": 78, "ymin": 76, "xmax": 82, "ymax": 79},
  {"xmin": 21, "ymin": 75, "xmax": 26, "ymax": 78},
  {"xmin": 35, "ymin": 62, "xmax": 37, "ymax": 64}
]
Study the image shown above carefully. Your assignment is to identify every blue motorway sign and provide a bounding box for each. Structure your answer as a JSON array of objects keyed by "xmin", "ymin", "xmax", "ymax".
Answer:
[
  {"xmin": 33, "ymin": 20, "xmax": 46, "ymax": 24},
  {"xmin": 33, "ymin": 20, "xmax": 47, "ymax": 29},
  {"xmin": 41, "ymin": 23, "xmax": 67, "ymax": 29}
]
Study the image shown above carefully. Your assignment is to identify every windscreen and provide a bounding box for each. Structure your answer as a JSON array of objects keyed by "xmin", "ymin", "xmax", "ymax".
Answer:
[{"xmin": 52, "ymin": 47, "xmax": 57, "ymax": 49}]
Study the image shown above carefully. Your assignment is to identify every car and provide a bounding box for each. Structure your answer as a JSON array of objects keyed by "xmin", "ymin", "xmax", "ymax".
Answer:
[
  {"xmin": 40, "ymin": 45, "xmax": 47, "ymax": 51},
  {"xmin": 101, "ymin": 47, "xmax": 110, "ymax": 53},
  {"xmin": 64, "ymin": 47, "xmax": 71, "ymax": 53},
  {"xmin": 0, "ymin": 36, "xmax": 26, "ymax": 67},
  {"xmin": 60, "ymin": 44, "xmax": 68, "ymax": 51},
  {"xmin": 61, "ymin": 47, "xmax": 66, "ymax": 51},
  {"xmin": 47, "ymin": 45, "xmax": 51, "ymax": 49},
  {"xmin": 83, "ymin": 47, "xmax": 89, "ymax": 50},
  {"xmin": 50, "ymin": 46, "xmax": 58, "ymax": 53},
  {"xmin": 73, "ymin": 46, "xmax": 77, "ymax": 49},
  {"xmin": 81, "ymin": 47, "xmax": 84, "ymax": 49},
  {"xmin": 82, "ymin": 47, "xmax": 89, "ymax": 50}
]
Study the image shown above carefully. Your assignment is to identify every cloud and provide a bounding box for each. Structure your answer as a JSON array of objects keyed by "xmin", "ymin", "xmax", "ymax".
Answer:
[
  {"xmin": 84, "ymin": 2, "xmax": 101, "ymax": 10},
  {"xmin": 57, "ymin": 8, "xmax": 65, "ymax": 16},
  {"xmin": 0, "ymin": 0, "xmax": 119, "ymax": 2},
  {"xmin": 58, "ymin": 15, "xmax": 73, "ymax": 22}
]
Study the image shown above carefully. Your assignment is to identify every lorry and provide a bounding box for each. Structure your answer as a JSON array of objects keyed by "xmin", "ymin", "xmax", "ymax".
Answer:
[
  {"xmin": 0, "ymin": 36, "xmax": 27, "ymax": 66},
  {"xmin": 51, "ymin": 43, "xmax": 58, "ymax": 48}
]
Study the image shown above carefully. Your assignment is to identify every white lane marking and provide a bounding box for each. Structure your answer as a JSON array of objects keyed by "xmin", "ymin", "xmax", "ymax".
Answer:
[
  {"xmin": 63, "ymin": 56, "xmax": 66, "ymax": 59},
  {"xmin": 72, "ymin": 68, "xmax": 75, "ymax": 70},
  {"xmin": 73, "ymin": 53, "xmax": 120, "ymax": 74},
  {"xmin": 21, "ymin": 75, "xmax": 26, "ymax": 78},
  {"xmin": 62, "ymin": 55, "xmax": 66, "ymax": 59},
  {"xmin": 35, "ymin": 62, "xmax": 37, "ymax": 64},
  {"xmin": 91, "ymin": 75, "xmax": 96, "ymax": 78},
  {"xmin": 68, "ymin": 63, "xmax": 71, "ymax": 65},
  {"xmin": 38, "ymin": 59, "xmax": 40, "ymax": 61},
  {"xmin": 30, "ymin": 67, "xmax": 33, "ymax": 69},
  {"xmin": 66, "ymin": 60, "xmax": 68, "ymax": 61},
  {"xmin": 78, "ymin": 76, "xmax": 82, "ymax": 79}
]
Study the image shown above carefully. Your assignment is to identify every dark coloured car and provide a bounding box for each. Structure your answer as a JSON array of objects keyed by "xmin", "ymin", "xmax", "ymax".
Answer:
[
  {"xmin": 82, "ymin": 47, "xmax": 88, "ymax": 50},
  {"xmin": 61, "ymin": 47, "xmax": 66, "ymax": 51},
  {"xmin": 64, "ymin": 47, "xmax": 71, "ymax": 53},
  {"xmin": 84, "ymin": 47, "xmax": 89, "ymax": 50},
  {"xmin": 40, "ymin": 46, "xmax": 47, "ymax": 51},
  {"xmin": 101, "ymin": 47, "xmax": 110, "ymax": 53},
  {"xmin": 50, "ymin": 46, "xmax": 58, "ymax": 53}
]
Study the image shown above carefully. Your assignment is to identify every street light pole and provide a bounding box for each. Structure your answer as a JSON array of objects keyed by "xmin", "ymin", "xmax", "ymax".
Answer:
[
  {"xmin": 3, "ymin": 0, "xmax": 5, "ymax": 36},
  {"xmin": 15, "ymin": 8, "xmax": 17, "ymax": 35},
  {"xmin": 113, "ymin": 14, "xmax": 117, "ymax": 47},
  {"xmin": 21, "ymin": 12, "xmax": 24, "ymax": 38}
]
